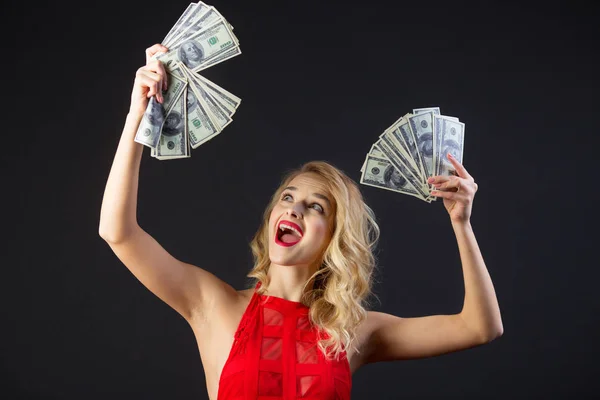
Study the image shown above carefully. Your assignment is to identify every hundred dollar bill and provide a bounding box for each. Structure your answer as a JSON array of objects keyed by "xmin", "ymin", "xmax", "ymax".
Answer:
[
  {"xmin": 134, "ymin": 57, "xmax": 189, "ymax": 149},
  {"xmin": 360, "ymin": 144, "xmax": 385, "ymax": 172},
  {"xmin": 187, "ymin": 73, "xmax": 235, "ymax": 117},
  {"xmin": 138, "ymin": 71, "xmax": 187, "ymax": 148},
  {"xmin": 186, "ymin": 84, "xmax": 221, "ymax": 148},
  {"xmin": 182, "ymin": 67, "xmax": 232, "ymax": 130},
  {"xmin": 158, "ymin": 21, "xmax": 239, "ymax": 72},
  {"xmin": 375, "ymin": 139, "xmax": 430, "ymax": 200},
  {"xmin": 413, "ymin": 107, "xmax": 440, "ymax": 115},
  {"xmin": 360, "ymin": 154, "xmax": 426, "ymax": 201},
  {"xmin": 167, "ymin": 5, "xmax": 221, "ymax": 49},
  {"xmin": 379, "ymin": 132, "xmax": 427, "ymax": 191},
  {"xmin": 162, "ymin": 70, "xmax": 188, "ymax": 112},
  {"xmin": 407, "ymin": 112, "xmax": 435, "ymax": 180},
  {"xmin": 162, "ymin": 3, "xmax": 198, "ymax": 46},
  {"xmin": 432, "ymin": 115, "xmax": 460, "ymax": 176},
  {"xmin": 167, "ymin": 62, "xmax": 186, "ymax": 82},
  {"xmin": 388, "ymin": 116, "xmax": 425, "ymax": 179},
  {"xmin": 380, "ymin": 131, "xmax": 427, "ymax": 189},
  {"xmin": 381, "ymin": 118, "xmax": 421, "ymax": 173},
  {"xmin": 155, "ymin": 89, "xmax": 190, "ymax": 160},
  {"xmin": 169, "ymin": 65, "xmax": 221, "ymax": 149},
  {"xmin": 163, "ymin": 1, "xmax": 210, "ymax": 47},
  {"xmin": 134, "ymin": 97, "xmax": 165, "ymax": 149},
  {"xmin": 435, "ymin": 116, "xmax": 465, "ymax": 177},
  {"xmin": 195, "ymin": 47, "xmax": 242, "ymax": 72},
  {"xmin": 185, "ymin": 71, "xmax": 234, "ymax": 116},
  {"xmin": 195, "ymin": 74, "xmax": 241, "ymax": 110}
]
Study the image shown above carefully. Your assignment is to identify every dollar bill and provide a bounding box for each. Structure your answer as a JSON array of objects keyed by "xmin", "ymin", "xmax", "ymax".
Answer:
[
  {"xmin": 134, "ymin": 97, "xmax": 165, "ymax": 149},
  {"xmin": 360, "ymin": 154, "xmax": 426, "ymax": 200},
  {"xmin": 162, "ymin": 70, "xmax": 188, "ymax": 111},
  {"xmin": 162, "ymin": 3, "xmax": 199, "ymax": 46},
  {"xmin": 407, "ymin": 112, "xmax": 435, "ymax": 180},
  {"xmin": 175, "ymin": 66, "xmax": 221, "ymax": 148},
  {"xmin": 195, "ymin": 73, "xmax": 241, "ymax": 110},
  {"xmin": 360, "ymin": 106, "xmax": 464, "ymax": 203},
  {"xmin": 134, "ymin": 71, "xmax": 188, "ymax": 150},
  {"xmin": 381, "ymin": 120, "xmax": 421, "ymax": 173},
  {"xmin": 166, "ymin": 5, "xmax": 220, "ymax": 49},
  {"xmin": 194, "ymin": 47, "xmax": 242, "ymax": 72},
  {"xmin": 182, "ymin": 67, "xmax": 232, "ymax": 130},
  {"xmin": 163, "ymin": 1, "xmax": 210, "ymax": 47},
  {"xmin": 360, "ymin": 144, "xmax": 385, "ymax": 172},
  {"xmin": 435, "ymin": 117, "xmax": 465, "ymax": 176},
  {"xmin": 188, "ymin": 73, "xmax": 235, "ymax": 116},
  {"xmin": 187, "ymin": 86, "xmax": 221, "ymax": 148},
  {"xmin": 413, "ymin": 107, "xmax": 440, "ymax": 115},
  {"xmin": 375, "ymin": 139, "xmax": 430, "ymax": 200},
  {"xmin": 155, "ymin": 88, "xmax": 190, "ymax": 160},
  {"xmin": 158, "ymin": 21, "xmax": 239, "ymax": 72},
  {"xmin": 379, "ymin": 131, "xmax": 427, "ymax": 191},
  {"xmin": 396, "ymin": 117, "xmax": 426, "ymax": 179},
  {"xmin": 140, "ymin": 2, "xmax": 241, "ymax": 160}
]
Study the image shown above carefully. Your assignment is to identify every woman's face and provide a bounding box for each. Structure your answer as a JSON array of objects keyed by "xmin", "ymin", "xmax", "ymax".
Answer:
[{"xmin": 268, "ymin": 173, "xmax": 335, "ymax": 268}]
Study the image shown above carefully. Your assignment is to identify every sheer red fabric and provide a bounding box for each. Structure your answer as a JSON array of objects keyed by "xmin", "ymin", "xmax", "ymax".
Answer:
[{"xmin": 217, "ymin": 282, "xmax": 352, "ymax": 400}]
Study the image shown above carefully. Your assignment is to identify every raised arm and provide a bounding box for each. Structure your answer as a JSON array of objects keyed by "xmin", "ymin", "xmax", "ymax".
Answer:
[{"xmin": 98, "ymin": 44, "xmax": 236, "ymax": 323}]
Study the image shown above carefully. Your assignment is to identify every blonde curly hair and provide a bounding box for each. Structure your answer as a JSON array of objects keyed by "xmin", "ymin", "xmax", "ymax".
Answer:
[{"xmin": 247, "ymin": 161, "xmax": 380, "ymax": 361}]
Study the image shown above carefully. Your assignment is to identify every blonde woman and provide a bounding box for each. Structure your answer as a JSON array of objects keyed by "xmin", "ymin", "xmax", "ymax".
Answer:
[{"xmin": 99, "ymin": 44, "xmax": 504, "ymax": 400}]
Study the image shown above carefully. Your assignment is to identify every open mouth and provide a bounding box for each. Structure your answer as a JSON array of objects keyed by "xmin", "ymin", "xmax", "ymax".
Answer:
[{"xmin": 275, "ymin": 220, "xmax": 304, "ymax": 247}]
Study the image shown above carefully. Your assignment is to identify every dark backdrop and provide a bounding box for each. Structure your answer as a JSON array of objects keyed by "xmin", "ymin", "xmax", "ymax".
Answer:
[{"xmin": 3, "ymin": 0, "xmax": 598, "ymax": 398}]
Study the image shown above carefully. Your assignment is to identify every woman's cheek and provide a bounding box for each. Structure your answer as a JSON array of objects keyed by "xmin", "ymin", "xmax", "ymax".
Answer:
[{"xmin": 311, "ymin": 220, "xmax": 329, "ymax": 243}]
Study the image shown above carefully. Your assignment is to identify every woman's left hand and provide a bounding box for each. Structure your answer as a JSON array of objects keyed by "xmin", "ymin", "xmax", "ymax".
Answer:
[{"xmin": 427, "ymin": 153, "xmax": 478, "ymax": 223}]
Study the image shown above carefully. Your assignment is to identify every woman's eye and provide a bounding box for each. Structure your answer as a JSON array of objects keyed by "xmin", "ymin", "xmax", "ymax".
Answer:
[
  {"xmin": 282, "ymin": 194, "xmax": 293, "ymax": 201},
  {"xmin": 311, "ymin": 204, "xmax": 324, "ymax": 213}
]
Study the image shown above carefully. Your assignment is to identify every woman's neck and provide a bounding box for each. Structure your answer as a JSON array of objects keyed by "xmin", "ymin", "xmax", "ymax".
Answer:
[{"xmin": 265, "ymin": 263, "xmax": 317, "ymax": 302}]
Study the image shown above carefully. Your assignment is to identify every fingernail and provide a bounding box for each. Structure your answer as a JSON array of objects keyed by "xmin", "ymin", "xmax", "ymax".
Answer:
[
  {"xmin": 427, "ymin": 177, "xmax": 435, "ymax": 183},
  {"xmin": 448, "ymin": 153, "xmax": 454, "ymax": 158}
]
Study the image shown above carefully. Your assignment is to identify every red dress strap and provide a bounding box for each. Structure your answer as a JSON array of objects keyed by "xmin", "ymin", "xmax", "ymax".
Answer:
[{"xmin": 217, "ymin": 281, "xmax": 351, "ymax": 400}]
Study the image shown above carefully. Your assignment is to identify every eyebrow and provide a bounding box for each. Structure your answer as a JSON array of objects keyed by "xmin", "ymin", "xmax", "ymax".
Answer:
[{"xmin": 283, "ymin": 186, "xmax": 332, "ymax": 208}]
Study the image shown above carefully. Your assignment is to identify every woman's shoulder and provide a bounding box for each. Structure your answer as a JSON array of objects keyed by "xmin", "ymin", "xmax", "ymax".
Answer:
[{"xmin": 237, "ymin": 287, "xmax": 255, "ymax": 302}]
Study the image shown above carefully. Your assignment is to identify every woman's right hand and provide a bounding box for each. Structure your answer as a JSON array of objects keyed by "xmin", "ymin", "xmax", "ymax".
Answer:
[{"xmin": 129, "ymin": 44, "xmax": 169, "ymax": 116}]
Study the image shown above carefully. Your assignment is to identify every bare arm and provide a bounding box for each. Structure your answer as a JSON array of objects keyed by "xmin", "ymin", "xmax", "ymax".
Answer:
[
  {"xmin": 99, "ymin": 44, "xmax": 167, "ymax": 241},
  {"xmin": 98, "ymin": 111, "xmax": 144, "ymax": 242},
  {"xmin": 357, "ymin": 154, "xmax": 503, "ymax": 367},
  {"xmin": 99, "ymin": 44, "xmax": 237, "ymax": 323}
]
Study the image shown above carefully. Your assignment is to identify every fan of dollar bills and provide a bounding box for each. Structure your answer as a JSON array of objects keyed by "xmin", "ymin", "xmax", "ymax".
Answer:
[
  {"xmin": 360, "ymin": 107, "xmax": 465, "ymax": 203},
  {"xmin": 134, "ymin": 1, "xmax": 241, "ymax": 160}
]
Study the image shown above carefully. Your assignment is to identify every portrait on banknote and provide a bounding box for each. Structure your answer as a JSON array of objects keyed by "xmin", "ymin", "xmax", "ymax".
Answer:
[
  {"xmin": 163, "ymin": 112, "xmax": 184, "ymax": 137},
  {"xmin": 187, "ymin": 89, "xmax": 199, "ymax": 112},
  {"xmin": 178, "ymin": 41, "xmax": 205, "ymax": 69},
  {"xmin": 383, "ymin": 164, "xmax": 408, "ymax": 190},
  {"xmin": 145, "ymin": 98, "xmax": 165, "ymax": 126},
  {"xmin": 418, "ymin": 132, "xmax": 433, "ymax": 158}
]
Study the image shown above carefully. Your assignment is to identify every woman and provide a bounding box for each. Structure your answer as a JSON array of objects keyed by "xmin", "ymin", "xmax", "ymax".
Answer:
[{"xmin": 99, "ymin": 44, "xmax": 503, "ymax": 400}]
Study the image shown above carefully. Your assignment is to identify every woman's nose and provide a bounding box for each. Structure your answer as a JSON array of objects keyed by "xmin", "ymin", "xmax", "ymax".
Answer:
[{"xmin": 287, "ymin": 204, "xmax": 303, "ymax": 219}]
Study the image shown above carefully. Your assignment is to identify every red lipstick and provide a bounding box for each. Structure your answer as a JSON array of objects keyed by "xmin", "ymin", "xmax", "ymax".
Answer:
[{"xmin": 275, "ymin": 220, "xmax": 304, "ymax": 247}]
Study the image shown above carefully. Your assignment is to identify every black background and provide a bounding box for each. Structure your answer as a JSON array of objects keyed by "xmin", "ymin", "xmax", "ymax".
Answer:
[{"xmin": 3, "ymin": 0, "xmax": 599, "ymax": 398}]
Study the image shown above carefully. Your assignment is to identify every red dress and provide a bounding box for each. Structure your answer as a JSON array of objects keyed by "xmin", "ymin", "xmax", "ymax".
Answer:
[{"xmin": 217, "ymin": 282, "xmax": 352, "ymax": 400}]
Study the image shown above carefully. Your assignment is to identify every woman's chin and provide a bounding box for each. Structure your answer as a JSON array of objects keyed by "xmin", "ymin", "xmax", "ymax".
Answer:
[
  {"xmin": 269, "ymin": 253, "xmax": 299, "ymax": 267},
  {"xmin": 269, "ymin": 247, "xmax": 305, "ymax": 267}
]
